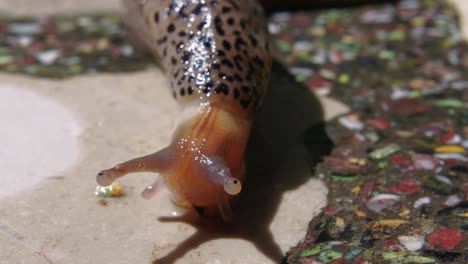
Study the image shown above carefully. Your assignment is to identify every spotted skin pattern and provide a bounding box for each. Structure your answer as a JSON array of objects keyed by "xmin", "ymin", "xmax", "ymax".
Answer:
[
  {"xmin": 128, "ymin": 0, "xmax": 270, "ymax": 110},
  {"xmin": 97, "ymin": 0, "xmax": 272, "ymax": 221}
]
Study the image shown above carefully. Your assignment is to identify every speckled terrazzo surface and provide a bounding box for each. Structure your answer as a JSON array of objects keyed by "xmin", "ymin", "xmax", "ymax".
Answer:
[
  {"xmin": 0, "ymin": 0, "xmax": 466, "ymax": 263},
  {"xmin": 266, "ymin": 1, "xmax": 467, "ymax": 263}
]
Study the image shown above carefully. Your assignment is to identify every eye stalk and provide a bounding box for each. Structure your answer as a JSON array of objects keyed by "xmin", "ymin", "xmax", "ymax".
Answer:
[
  {"xmin": 202, "ymin": 155, "xmax": 243, "ymax": 196},
  {"xmin": 224, "ymin": 178, "xmax": 242, "ymax": 195}
]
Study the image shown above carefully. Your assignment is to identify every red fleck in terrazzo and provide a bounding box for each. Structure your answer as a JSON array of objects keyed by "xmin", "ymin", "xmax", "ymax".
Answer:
[{"xmin": 426, "ymin": 229, "xmax": 464, "ymax": 251}]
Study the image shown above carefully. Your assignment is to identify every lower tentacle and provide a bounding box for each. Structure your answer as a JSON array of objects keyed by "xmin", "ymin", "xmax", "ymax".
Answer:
[{"xmin": 141, "ymin": 176, "xmax": 165, "ymax": 199}]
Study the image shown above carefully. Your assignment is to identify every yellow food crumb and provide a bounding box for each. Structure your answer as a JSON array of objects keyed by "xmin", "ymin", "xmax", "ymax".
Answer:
[{"xmin": 110, "ymin": 182, "xmax": 124, "ymax": 196}]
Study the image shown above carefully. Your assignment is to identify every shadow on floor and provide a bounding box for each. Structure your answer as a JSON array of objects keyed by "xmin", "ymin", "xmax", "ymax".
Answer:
[{"xmin": 154, "ymin": 61, "xmax": 333, "ymax": 264}]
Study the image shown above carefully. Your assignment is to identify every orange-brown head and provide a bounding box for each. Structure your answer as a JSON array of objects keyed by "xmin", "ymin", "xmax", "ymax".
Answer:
[
  {"xmin": 161, "ymin": 103, "xmax": 251, "ymax": 220},
  {"xmin": 96, "ymin": 103, "xmax": 251, "ymax": 221}
]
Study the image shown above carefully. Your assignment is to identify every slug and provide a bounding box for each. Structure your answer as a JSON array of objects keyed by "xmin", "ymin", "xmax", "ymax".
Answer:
[{"xmin": 96, "ymin": 0, "xmax": 271, "ymax": 222}]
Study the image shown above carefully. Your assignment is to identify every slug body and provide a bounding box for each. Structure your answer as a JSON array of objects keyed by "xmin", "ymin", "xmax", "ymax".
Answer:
[{"xmin": 97, "ymin": 0, "xmax": 271, "ymax": 221}]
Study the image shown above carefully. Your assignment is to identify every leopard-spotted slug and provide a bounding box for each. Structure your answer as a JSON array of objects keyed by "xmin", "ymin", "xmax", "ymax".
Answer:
[{"xmin": 96, "ymin": 0, "xmax": 271, "ymax": 222}]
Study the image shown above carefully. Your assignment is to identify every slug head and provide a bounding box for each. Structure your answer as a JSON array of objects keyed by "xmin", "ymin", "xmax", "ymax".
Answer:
[{"xmin": 96, "ymin": 106, "xmax": 249, "ymax": 222}]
